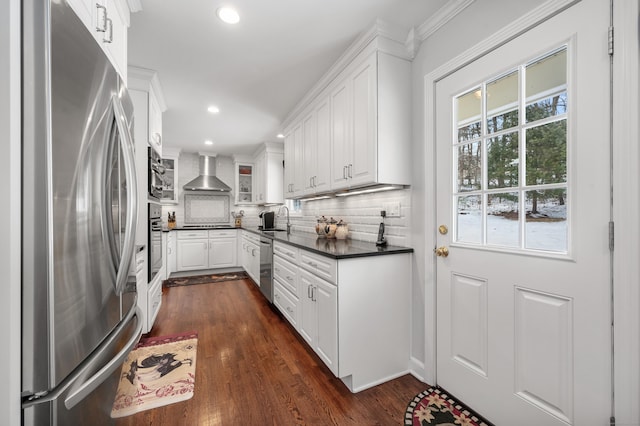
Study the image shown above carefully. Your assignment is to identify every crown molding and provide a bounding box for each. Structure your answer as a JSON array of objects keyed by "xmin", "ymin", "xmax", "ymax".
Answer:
[
  {"xmin": 127, "ymin": 0, "xmax": 143, "ymax": 13},
  {"xmin": 416, "ymin": 0, "xmax": 475, "ymax": 43},
  {"xmin": 281, "ymin": 19, "xmax": 411, "ymax": 131},
  {"xmin": 127, "ymin": 66, "xmax": 167, "ymax": 111}
]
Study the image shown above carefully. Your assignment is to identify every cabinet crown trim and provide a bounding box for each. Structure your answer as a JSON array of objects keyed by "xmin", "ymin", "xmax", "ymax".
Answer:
[
  {"xmin": 127, "ymin": 66, "xmax": 167, "ymax": 111},
  {"xmin": 280, "ymin": 19, "xmax": 410, "ymax": 130}
]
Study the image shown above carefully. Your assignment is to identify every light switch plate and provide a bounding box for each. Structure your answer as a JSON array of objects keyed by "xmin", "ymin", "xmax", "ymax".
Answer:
[{"xmin": 383, "ymin": 202, "xmax": 401, "ymax": 218}]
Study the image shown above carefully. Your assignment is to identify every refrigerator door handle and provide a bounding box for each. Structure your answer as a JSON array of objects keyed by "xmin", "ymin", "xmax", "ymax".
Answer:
[
  {"xmin": 64, "ymin": 306, "xmax": 143, "ymax": 409},
  {"xmin": 22, "ymin": 305, "xmax": 142, "ymax": 409},
  {"xmin": 112, "ymin": 94, "xmax": 138, "ymax": 295}
]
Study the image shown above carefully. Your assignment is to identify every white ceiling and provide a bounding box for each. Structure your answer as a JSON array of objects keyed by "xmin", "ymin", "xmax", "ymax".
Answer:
[{"xmin": 128, "ymin": 0, "xmax": 449, "ymax": 156}]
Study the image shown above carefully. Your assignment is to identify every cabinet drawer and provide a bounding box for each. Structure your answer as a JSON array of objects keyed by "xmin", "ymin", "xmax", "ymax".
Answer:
[
  {"xmin": 208, "ymin": 229, "xmax": 237, "ymax": 239},
  {"xmin": 274, "ymin": 241, "xmax": 298, "ymax": 262},
  {"xmin": 274, "ymin": 280, "xmax": 298, "ymax": 328},
  {"xmin": 274, "ymin": 255, "xmax": 298, "ymax": 296},
  {"xmin": 177, "ymin": 230, "xmax": 208, "ymax": 239},
  {"xmin": 300, "ymin": 250, "xmax": 336, "ymax": 283},
  {"xmin": 242, "ymin": 231, "xmax": 260, "ymax": 245}
]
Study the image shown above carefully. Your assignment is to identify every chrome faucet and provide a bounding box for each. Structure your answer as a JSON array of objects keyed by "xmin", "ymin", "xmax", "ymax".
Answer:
[{"xmin": 278, "ymin": 205, "xmax": 291, "ymax": 235}]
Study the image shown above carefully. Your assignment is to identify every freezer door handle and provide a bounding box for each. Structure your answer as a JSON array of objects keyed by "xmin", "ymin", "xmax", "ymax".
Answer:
[
  {"xmin": 112, "ymin": 95, "xmax": 138, "ymax": 295},
  {"xmin": 22, "ymin": 305, "xmax": 143, "ymax": 409},
  {"xmin": 64, "ymin": 306, "xmax": 143, "ymax": 409}
]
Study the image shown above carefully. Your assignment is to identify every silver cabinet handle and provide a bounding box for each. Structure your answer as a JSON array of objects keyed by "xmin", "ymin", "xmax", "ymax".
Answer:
[
  {"xmin": 311, "ymin": 286, "xmax": 316, "ymax": 302},
  {"xmin": 343, "ymin": 165, "xmax": 347, "ymax": 180},
  {"xmin": 286, "ymin": 307, "xmax": 293, "ymax": 314},
  {"xmin": 348, "ymin": 164, "xmax": 353, "ymax": 178},
  {"xmin": 103, "ymin": 18, "xmax": 113, "ymax": 43},
  {"xmin": 308, "ymin": 284, "xmax": 312, "ymax": 299},
  {"xmin": 286, "ymin": 275, "xmax": 292, "ymax": 281},
  {"xmin": 95, "ymin": 4, "xmax": 107, "ymax": 32}
]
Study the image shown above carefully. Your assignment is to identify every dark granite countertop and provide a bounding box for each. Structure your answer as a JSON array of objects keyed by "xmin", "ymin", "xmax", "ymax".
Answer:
[
  {"xmin": 241, "ymin": 228, "xmax": 413, "ymax": 260},
  {"xmin": 163, "ymin": 225, "xmax": 236, "ymax": 232}
]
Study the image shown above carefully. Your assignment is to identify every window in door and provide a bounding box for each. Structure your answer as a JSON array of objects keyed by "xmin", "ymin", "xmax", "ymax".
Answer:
[{"xmin": 454, "ymin": 47, "xmax": 568, "ymax": 253}]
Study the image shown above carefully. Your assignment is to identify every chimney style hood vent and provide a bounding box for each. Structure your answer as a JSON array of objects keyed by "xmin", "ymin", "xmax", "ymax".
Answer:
[{"xmin": 183, "ymin": 154, "xmax": 232, "ymax": 192}]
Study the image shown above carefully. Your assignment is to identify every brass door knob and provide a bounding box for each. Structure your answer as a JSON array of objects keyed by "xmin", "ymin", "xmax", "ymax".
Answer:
[{"xmin": 434, "ymin": 246, "xmax": 449, "ymax": 257}]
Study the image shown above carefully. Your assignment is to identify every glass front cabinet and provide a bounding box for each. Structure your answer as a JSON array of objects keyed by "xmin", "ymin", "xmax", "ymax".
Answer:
[
  {"xmin": 161, "ymin": 149, "xmax": 180, "ymax": 205},
  {"xmin": 233, "ymin": 156, "xmax": 254, "ymax": 205}
]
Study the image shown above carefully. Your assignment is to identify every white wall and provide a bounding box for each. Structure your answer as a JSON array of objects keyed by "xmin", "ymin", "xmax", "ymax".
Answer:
[
  {"xmin": 1, "ymin": 0, "xmax": 22, "ymax": 423},
  {"xmin": 410, "ymin": 0, "xmax": 547, "ymax": 377}
]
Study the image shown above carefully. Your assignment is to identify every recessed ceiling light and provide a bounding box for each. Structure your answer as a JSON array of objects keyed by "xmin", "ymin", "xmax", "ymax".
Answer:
[
  {"xmin": 207, "ymin": 105, "xmax": 220, "ymax": 114},
  {"xmin": 276, "ymin": 133, "xmax": 284, "ymax": 139},
  {"xmin": 204, "ymin": 140, "xmax": 214, "ymax": 145},
  {"xmin": 216, "ymin": 7, "xmax": 240, "ymax": 24}
]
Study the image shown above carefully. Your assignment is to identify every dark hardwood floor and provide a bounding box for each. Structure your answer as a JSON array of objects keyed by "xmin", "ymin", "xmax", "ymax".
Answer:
[{"xmin": 115, "ymin": 278, "xmax": 427, "ymax": 425}]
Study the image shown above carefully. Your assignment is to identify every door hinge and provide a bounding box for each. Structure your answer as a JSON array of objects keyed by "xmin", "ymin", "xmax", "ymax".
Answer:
[
  {"xmin": 610, "ymin": 416, "xmax": 616, "ymax": 426},
  {"xmin": 609, "ymin": 221, "xmax": 614, "ymax": 251},
  {"xmin": 608, "ymin": 26, "xmax": 614, "ymax": 56}
]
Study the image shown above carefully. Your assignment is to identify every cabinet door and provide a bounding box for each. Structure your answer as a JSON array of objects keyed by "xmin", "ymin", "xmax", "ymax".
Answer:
[
  {"xmin": 148, "ymin": 89, "xmax": 162, "ymax": 155},
  {"xmin": 330, "ymin": 81, "xmax": 350, "ymax": 190},
  {"xmin": 313, "ymin": 98, "xmax": 331, "ymax": 193},
  {"xmin": 283, "ymin": 131, "xmax": 294, "ymax": 197},
  {"xmin": 292, "ymin": 123, "xmax": 304, "ymax": 196},
  {"xmin": 254, "ymin": 153, "xmax": 265, "ymax": 203},
  {"xmin": 250, "ymin": 243, "xmax": 261, "ymax": 285},
  {"xmin": 160, "ymin": 156, "xmax": 178, "ymax": 204},
  {"xmin": 349, "ymin": 53, "xmax": 377, "ymax": 186},
  {"xmin": 208, "ymin": 237, "xmax": 237, "ymax": 268},
  {"xmin": 176, "ymin": 239, "xmax": 208, "ymax": 271},
  {"xmin": 302, "ymin": 112, "xmax": 316, "ymax": 195},
  {"xmin": 235, "ymin": 163, "xmax": 254, "ymax": 204},
  {"xmin": 299, "ymin": 270, "xmax": 316, "ymax": 346},
  {"xmin": 167, "ymin": 232, "xmax": 176, "ymax": 275},
  {"xmin": 315, "ymin": 277, "xmax": 338, "ymax": 375}
]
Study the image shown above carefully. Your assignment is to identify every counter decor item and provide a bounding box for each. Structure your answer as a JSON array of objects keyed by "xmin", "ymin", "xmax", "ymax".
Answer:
[
  {"xmin": 167, "ymin": 212, "xmax": 176, "ymax": 229},
  {"xmin": 315, "ymin": 216, "xmax": 328, "ymax": 237},
  {"xmin": 335, "ymin": 219, "xmax": 348, "ymax": 240},
  {"xmin": 232, "ymin": 210, "xmax": 245, "ymax": 228},
  {"xmin": 324, "ymin": 217, "xmax": 338, "ymax": 239}
]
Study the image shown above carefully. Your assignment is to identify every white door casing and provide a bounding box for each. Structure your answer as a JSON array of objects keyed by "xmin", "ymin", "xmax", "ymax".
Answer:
[{"xmin": 433, "ymin": 0, "xmax": 610, "ymax": 425}]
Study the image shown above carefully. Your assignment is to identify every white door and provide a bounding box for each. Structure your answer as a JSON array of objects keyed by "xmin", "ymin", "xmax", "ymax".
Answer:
[{"xmin": 435, "ymin": 1, "xmax": 610, "ymax": 425}]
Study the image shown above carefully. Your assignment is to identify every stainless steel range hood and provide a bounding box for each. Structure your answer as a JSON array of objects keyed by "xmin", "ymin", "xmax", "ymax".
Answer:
[{"xmin": 183, "ymin": 154, "xmax": 232, "ymax": 192}]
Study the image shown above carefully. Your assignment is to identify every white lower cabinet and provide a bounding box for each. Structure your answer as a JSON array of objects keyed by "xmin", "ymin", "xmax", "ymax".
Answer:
[
  {"xmin": 176, "ymin": 229, "xmax": 237, "ymax": 272},
  {"xmin": 272, "ymin": 240, "xmax": 411, "ymax": 393},
  {"xmin": 165, "ymin": 231, "xmax": 176, "ymax": 279},
  {"xmin": 299, "ymin": 268, "xmax": 338, "ymax": 376},
  {"xmin": 240, "ymin": 231, "xmax": 260, "ymax": 284},
  {"xmin": 176, "ymin": 237, "xmax": 208, "ymax": 271},
  {"xmin": 208, "ymin": 230, "xmax": 238, "ymax": 269}
]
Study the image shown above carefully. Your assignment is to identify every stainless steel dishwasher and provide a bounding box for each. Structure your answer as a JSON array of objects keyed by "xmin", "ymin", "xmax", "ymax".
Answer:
[{"xmin": 259, "ymin": 235, "xmax": 273, "ymax": 302}]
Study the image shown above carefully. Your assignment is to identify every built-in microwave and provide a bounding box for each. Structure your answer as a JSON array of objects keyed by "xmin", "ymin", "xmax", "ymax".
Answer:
[{"xmin": 148, "ymin": 147, "xmax": 164, "ymax": 201}]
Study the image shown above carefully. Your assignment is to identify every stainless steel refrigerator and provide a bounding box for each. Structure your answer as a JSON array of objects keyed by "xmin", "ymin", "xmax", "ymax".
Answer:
[{"xmin": 22, "ymin": 0, "xmax": 143, "ymax": 424}]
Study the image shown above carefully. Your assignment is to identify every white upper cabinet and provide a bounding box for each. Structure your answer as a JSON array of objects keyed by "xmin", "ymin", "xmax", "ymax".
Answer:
[
  {"xmin": 67, "ymin": 0, "xmax": 130, "ymax": 82},
  {"xmin": 283, "ymin": 124, "xmax": 303, "ymax": 198},
  {"xmin": 254, "ymin": 143, "xmax": 284, "ymax": 205},
  {"xmin": 128, "ymin": 67, "xmax": 167, "ymax": 156},
  {"xmin": 312, "ymin": 97, "xmax": 331, "ymax": 194},
  {"xmin": 282, "ymin": 23, "xmax": 412, "ymax": 198},
  {"xmin": 233, "ymin": 155, "xmax": 254, "ymax": 205}
]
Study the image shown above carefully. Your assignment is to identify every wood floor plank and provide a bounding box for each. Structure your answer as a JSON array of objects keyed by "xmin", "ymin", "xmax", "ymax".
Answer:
[{"xmin": 115, "ymin": 278, "xmax": 426, "ymax": 425}]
